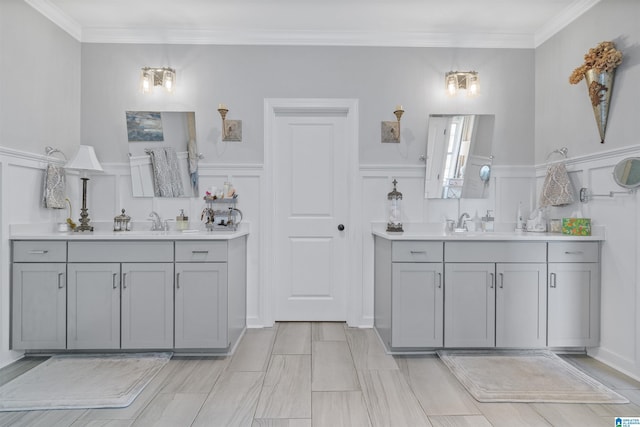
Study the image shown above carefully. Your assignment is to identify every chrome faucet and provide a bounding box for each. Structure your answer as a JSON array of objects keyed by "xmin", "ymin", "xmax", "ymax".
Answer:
[
  {"xmin": 457, "ymin": 212, "xmax": 470, "ymax": 229},
  {"xmin": 149, "ymin": 211, "xmax": 164, "ymax": 231}
]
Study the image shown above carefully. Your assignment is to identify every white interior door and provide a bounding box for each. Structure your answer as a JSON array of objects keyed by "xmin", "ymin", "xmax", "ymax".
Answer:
[{"xmin": 272, "ymin": 107, "xmax": 350, "ymax": 320}]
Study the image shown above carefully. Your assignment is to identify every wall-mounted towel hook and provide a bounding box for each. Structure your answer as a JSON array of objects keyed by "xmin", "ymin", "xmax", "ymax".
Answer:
[
  {"xmin": 45, "ymin": 146, "xmax": 67, "ymax": 161},
  {"xmin": 545, "ymin": 147, "xmax": 568, "ymax": 162}
]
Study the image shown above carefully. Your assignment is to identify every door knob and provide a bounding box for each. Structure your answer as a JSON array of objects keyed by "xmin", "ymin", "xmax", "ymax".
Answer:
[{"xmin": 338, "ymin": 224, "xmax": 345, "ymax": 231}]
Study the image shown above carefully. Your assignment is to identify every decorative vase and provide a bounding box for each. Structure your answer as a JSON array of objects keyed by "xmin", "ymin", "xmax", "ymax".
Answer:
[{"xmin": 584, "ymin": 68, "xmax": 615, "ymax": 144}]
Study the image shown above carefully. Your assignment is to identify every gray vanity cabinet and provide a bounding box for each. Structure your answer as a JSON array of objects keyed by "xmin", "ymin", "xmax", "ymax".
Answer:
[
  {"xmin": 374, "ymin": 238, "xmax": 444, "ymax": 350},
  {"xmin": 175, "ymin": 263, "xmax": 228, "ymax": 348},
  {"xmin": 547, "ymin": 242, "xmax": 600, "ymax": 347},
  {"xmin": 67, "ymin": 263, "xmax": 120, "ymax": 349},
  {"xmin": 120, "ymin": 263, "xmax": 174, "ymax": 349},
  {"xmin": 174, "ymin": 238, "xmax": 247, "ymax": 350},
  {"xmin": 67, "ymin": 241, "xmax": 175, "ymax": 350},
  {"xmin": 444, "ymin": 242, "xmax": 547, "ymax": 348},
  {"xmin": 444, "ymin": 262, "xmax": 496, "ymax": 347},
  {"xmin": 11, "ymin": 240, "xmax": 68, "ymax": 350},
  {"xmin": 495, "ymin": 262, "xmax": 547, "ymax": 347}
]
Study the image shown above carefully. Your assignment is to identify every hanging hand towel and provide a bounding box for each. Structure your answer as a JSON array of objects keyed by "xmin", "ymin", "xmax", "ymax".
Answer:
[
  {"xmin": 539, "ymin": 162, "xmax": 575, "ymax": 207},
  {"xmin": 148, "ymin": 147, "xmax": 184, "ymax": 197},
  {"xmin": 42, "ymin": 164, "xmax": 66, "ymax": 209},
  {"xmin": 187, "ymin": 138, "xmax": 199, "ymax": 194}
]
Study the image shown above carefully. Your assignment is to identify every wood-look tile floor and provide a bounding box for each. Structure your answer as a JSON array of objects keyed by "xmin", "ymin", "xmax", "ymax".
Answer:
[{"xmin": 1, "ymin": 322, "xmax": 639, "ymax": 426}]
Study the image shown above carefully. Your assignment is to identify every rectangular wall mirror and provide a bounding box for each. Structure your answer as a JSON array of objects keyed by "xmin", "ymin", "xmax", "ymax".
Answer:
[
  {"xmin": 424, "ymin": 114, "xmax": 494, "ymax": 199},
  {"xmin": 127, "ymin": 111, "xmax": 198, "ymax": 198}
]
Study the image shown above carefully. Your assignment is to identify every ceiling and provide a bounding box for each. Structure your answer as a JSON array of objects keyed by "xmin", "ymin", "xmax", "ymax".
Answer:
[{"xmin": 26, "ymin": 0, "xmax": 600, "ymax": 48}]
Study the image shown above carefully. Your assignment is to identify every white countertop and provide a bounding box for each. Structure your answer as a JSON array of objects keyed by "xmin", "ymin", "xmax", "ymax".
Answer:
[
  {"xmin": 371, "ymin": 223, "xmax": 604, "ymax": 241},
  {"xmin": 10, "ymin": 222, "xmax": 250, "ymax": 241}
]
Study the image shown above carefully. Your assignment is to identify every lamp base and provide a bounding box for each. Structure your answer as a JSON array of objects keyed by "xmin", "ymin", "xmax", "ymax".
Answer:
[{"xmin": 74, "ymin": 177, "xmax": 94, "ymax": 232}]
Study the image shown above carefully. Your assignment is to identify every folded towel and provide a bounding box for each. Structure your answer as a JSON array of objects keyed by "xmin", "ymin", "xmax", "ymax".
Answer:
[
  {"xmin": 539, "ymin": 162, "xmax": 575, "ymax": 207},
  {"xmin": 42, "ymin": 164, "xmax": 66, "ymax": 209},
  {"xmin": 148, "ymin": 147, "xmax": 184, "ymax": 197}
]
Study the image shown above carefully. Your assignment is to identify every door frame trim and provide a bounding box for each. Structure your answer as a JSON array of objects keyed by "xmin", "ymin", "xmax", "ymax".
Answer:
[{"xmin": 263, "ymin": 98, "xmax": 361, "ymax": 326}]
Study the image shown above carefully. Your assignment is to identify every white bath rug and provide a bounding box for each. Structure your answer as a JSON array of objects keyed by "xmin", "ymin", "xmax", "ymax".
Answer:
[
  {"xmin": 0, "ymin": 352, "xmax": 172, "ymax": 411},
  {"xmin": 437, "ymin": 349, "xmax": 628, "ymax": 403}
]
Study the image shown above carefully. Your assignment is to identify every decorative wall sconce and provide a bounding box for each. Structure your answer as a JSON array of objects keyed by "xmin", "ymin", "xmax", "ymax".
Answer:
[
  {"xmin": 140, "ymin": 67, "xmax": 176, "ymax": 94},
  {"xmin": 217, "ymin": 104, "xmax": 242, "ymax": 141},
  {"xmin": 381, "ymin": 105, "xmax": 404, "ymax": 143},
  {"xmin": 445, "ymin": 71, "xmax": 479, "ymax": 97}
]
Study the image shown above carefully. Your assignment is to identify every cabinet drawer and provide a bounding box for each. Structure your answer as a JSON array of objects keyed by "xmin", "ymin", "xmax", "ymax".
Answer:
[
  {"xmin": 392, "ymin": 241, "xmax": 443, "ymax": 262},
  {"xmin": 445, "ymin": 241, "xmax": 546, "ymax": 263},
  {"xmin": 13, "ymin": 241, "xmax": 66, "ymax": 262},
  {"xmin": 68, "ymin": 241, "xmax": 173, "ymax": 262},
  {"xmin": 548, "ymin": 242, "xmax": 598, "ymax": 262},
  {"xmin": 175, "ymin": 241, "xmax": 227, "ymax": 262}
]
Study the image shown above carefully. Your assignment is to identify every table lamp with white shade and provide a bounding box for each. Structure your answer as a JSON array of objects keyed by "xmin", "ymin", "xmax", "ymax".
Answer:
[{"xmin": 65, "ymin": 145, "xmax": 103, "ymax": 232}]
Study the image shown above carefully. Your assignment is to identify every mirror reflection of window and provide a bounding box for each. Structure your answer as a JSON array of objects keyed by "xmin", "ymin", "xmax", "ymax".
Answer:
[{"xmin": 424, "ymin": 114, "xmax": 494, "ymax": 199}]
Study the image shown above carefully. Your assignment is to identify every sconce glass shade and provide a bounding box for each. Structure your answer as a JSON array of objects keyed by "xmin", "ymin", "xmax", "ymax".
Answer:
[
  {"xmin": 446, "ymin": 74, "xmax": 458, "ymax": 96},
  {"xmin": 445, "ymin": 71, "xmax": 479, "ymax": 97},
  {"xmin": 140, "ymin": 67, "xmax": 176, "ymax": 94},
  {"xmin": 65, "ymin": 145, "xmax": 104, "ymax": 173}
]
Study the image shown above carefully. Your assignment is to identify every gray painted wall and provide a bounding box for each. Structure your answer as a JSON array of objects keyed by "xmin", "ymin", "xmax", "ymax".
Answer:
[
  {"xmin": 0, "ymin": 0, "xmax": 81, "ymax": 156},
  {"xmin": 79, "ymin": 44, "xmax": 534, "ymax": 166}
]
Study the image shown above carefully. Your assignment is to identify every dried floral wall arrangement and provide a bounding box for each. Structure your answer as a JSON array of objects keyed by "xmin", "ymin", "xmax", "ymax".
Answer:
[{"xmin": 569, "ymin": 41, "xmax": 623, "ymax": 144}]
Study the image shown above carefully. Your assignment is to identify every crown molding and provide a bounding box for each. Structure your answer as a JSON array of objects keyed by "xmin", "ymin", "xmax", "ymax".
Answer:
[
  {"xmin": 25, "ymin": 0, "xmax": 82, "ymax": 41},
  {"xmin": 26, "ymin": 0, "xmax": 600, "ymax": 49},
  {"xmin": 81, "ymin": 28, "xmax": 535, "ymax": 48},
  {"xmin": 534, "ymin": 0, "xmax": 601, "ymax": 47}
]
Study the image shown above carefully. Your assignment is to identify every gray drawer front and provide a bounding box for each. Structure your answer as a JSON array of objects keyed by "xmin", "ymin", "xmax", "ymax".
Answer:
[
  {"xmin": 445, "ymin": 241, "xmax": 546, "ymax": 263},
  {"xmin": 175, "ymin": 241, "xmax": 227, "ymax": 262},
  {"xmin": 13, "ymin": 241, "xmax": 67, "ymax": 262},
  {"xmin": 548, "ymin": 242, "xmax": 599, "ymax": 262},
  {"xmin": 68, "ymin": 241, "xmax": 173, "ymax": 262},
  {"xmin": 392, "ymin": 241, "xmax": 443, "ymax": 262}
]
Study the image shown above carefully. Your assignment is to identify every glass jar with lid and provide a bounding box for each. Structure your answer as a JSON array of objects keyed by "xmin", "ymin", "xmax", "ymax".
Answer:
[
  {"xmin": 387, "ymin": 179, "xmax": 403, "ymax": 232},
  {"xmin": 113, "ymin": 209, "xmax": 131, "ymax": 231}
]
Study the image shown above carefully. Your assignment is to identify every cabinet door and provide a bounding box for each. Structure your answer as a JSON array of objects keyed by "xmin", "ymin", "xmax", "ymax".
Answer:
[
  {"xmin": 391, "ymin": 262, "xmax": 443, "ymax": 347},
  {"xmin": 11, "ymin": 263, "xmax": 66, "ymax": 350},
  {"xmin": 548, "ymin": 262, "xmax": 600, "ymax": 347},
  {"xmin": 175, "ymin": 263, "xmax": 228, "ymax": 349},
  {"xmin": 121, "ymin": 263, "xmax": 174, "ymax": 349},
  {"xmin": 496, "ymin": 263, "xmax": 546, "ymax": 347},
  {"xmin": 444, "ymin": 263, "xmax": 495, "ymax": 347},
  {"xmin": 67, "ymin": 263, "xmax": 120, "ymax": 349}
]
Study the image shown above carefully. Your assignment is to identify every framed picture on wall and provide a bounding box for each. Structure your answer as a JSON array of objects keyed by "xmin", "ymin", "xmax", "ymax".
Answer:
[{"xmin": 126, "ymin": 111, "xmax": 164, "ymax": 142}]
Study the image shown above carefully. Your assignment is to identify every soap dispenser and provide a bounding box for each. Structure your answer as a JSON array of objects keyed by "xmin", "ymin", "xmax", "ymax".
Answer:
[{"xmin": 176, "ymin": 209, "xmax": 189, "ymax": 231}]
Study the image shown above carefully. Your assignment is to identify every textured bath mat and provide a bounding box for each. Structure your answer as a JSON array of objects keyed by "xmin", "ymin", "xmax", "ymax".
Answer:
[
  {"xmin": 437, "ymin": 349, "xmax": 628, "ymax": 403},
  {"xmin": 0, "ymin": 352, "xmax": 172, "ymax": 411}
]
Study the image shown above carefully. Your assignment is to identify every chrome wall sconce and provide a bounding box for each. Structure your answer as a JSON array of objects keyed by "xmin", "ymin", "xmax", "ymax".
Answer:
[
  {"xmin": 217, "ymin": 104, "xmax": 242, "ymax": 141},
  {"xmin": 445, "ymin": 71, "xmax": 479, "ymax": 97},
  {"xmin": 381, "ymin": 105, "xmax": 404, "ymax": 143},
  {"xmin": 140, "ymin": 67, "xmax": 176, "ymax": 94}
]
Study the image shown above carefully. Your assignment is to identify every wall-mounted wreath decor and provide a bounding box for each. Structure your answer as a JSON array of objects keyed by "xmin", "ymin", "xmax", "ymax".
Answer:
[{"xmin": 569, "ymin": 41, "xmax": 623, "ymax": 144}]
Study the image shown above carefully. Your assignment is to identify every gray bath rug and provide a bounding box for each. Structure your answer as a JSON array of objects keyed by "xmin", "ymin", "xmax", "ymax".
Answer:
[
  {"xmin": 0, "ymin": 352, "xmax": 172, "ymax": 411},
  {"xmin": 437, "ymin": 349, "xmax": 628, "ymax": 403}
]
